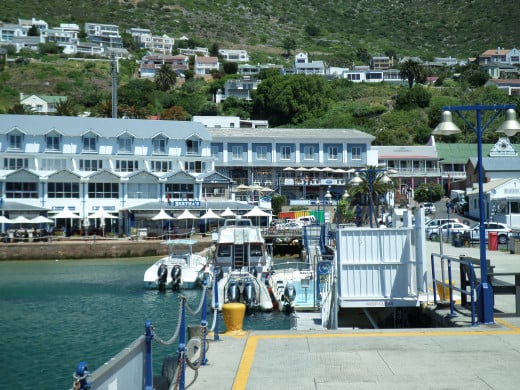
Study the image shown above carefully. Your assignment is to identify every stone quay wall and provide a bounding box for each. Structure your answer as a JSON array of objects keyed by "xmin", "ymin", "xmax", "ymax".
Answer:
[{"xmin": 0, "ymin": 237, "xmax": 213, "ymax": 261}]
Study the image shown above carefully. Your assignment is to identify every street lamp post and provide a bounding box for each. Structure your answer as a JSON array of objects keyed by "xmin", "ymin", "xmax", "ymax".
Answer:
[
  {"xmin": 433, "ymin": 104, "xmax": 520, "ymax": 324},
  {"xmin": 349, "ymin": 168, "xmax": 395, "ymax": 228}
]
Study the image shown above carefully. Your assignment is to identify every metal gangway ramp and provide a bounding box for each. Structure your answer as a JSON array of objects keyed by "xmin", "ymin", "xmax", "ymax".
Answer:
[{"xmin": 335, "ymin": 210, "xmax": 427, "ymax": 310}]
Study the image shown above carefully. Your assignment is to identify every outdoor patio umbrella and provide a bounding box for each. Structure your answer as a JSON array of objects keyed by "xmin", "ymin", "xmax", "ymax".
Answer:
[
  {"xmin": 151, "ymin": 209, "xmax": 174, "ymax": 239},
  {"xmin": 0, "ymin": 215, "xmax": 12, "ymax": 224},
  {"xmin": 11, "ymin": 216, "xmax": 32, "ymax": 224},
  {"xmin": 30, "ymin": 215, "xmax": 54, "ymax": 224},
  {"xmin": 282, "ymin": 167, "xmax": 295, "ymax": 171},
  {"xmin": 176, "ymin": 209, "xmax": 198, "ymax": 236},
  {"xmin": 243, "ymin": 206, "xmax": 272, "ymax": 226},
  {"xmin": 88, "ymin": 207, "xmax": 118, "ymax": 237},
  {"xmin": 200, "ymin": 208, "xmax": 222, "ymax": 231},
  {"xmin": 220, "ymin": 207, "xmax": 236, "ymax": 218},
  {"xmin": 50, "ymin": 208, "xmax": 81, "ymax": 219}
]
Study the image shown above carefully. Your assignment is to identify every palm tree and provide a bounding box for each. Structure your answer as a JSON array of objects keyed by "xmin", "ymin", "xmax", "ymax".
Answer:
[
  {"xmin": 348, "ymin": 167, "xmax": 394, "ymax": 227},
  {"xmin": 155, "ymin": 64, "xmax": 177, "ymax": 92},
  {"xmin": 54, "ymin": 98, "xmax": 77, "ymax": 116},
  {"xmin": 399, "ymin": 60, "xmax": 424, "ymax": 88}
]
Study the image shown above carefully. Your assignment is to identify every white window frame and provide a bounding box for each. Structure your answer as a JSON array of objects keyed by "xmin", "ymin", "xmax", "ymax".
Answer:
[
  {"xmin": 153, "ymin": 137, "xmax": 167, "ymax": 154},
  {"xmin": 118, "ymin": 137, "xmax": 133, "ymax": 153},
  {"xmin": 256, "ymin": 145, "xmax": 267, "ymax": 160},
  {"xmin": 328, "ymin": 146, "xmax": 338, "ymax": 160},
  {"xmin": 46, "ymin": 134, "xmax": 61, "ymax": 151},
  {"xmin": 351, "ymin": 146, "xmax": 361, "ymax": 160},
  {"xmin": 303, "ymin": 145, "xmax": 315, "ymax": 160},
  {"xmin": 281, "ymin": 146, "xmax": 291, "ymax": 160},
  {"xmin": 8, "ymin": 134, "xmax": 22, "ymax": 150},
  {"xmin": 83, "ymin": 136, "xmax": 97, "ymax": 153},
  {"xmin": 232, "ymin": 145, "xmax": 243, "ymax": 160}
]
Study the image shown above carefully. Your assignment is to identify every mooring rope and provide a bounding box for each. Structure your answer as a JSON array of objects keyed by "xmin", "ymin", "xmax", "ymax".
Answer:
[{"xmin": 153, "ymin": 297, "xmax": 183, "ymax": 346}]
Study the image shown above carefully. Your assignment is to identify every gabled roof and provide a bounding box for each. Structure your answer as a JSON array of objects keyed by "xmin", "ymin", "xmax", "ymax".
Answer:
[
  {"xmin": 372, "ymin": 145, "xmax": 437, "ymax": 159},
  {"xmin": 208, "ymin": 127, "xmax": 374, "ymax": 143},
  {"xmin": 436, "ymin": 143, "xmax": 495, "ymax": 164},
  {"xmin": 0, "ymin": 115, "xmax": 211, "ymax": 140},
  {"xmin": 469, "ymin": 157, "xmax": 520, "ymax": 171}
]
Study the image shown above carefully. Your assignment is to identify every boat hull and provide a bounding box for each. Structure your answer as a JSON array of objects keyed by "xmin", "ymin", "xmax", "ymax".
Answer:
[{"xmin": 143, "ymin": 254, "xmax": 207, "ymax": 290}]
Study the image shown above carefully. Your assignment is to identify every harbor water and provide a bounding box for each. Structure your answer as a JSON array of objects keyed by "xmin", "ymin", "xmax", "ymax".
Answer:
[{"xmin": 0, "ymin": 258, "xmax": 291, "ymax": 390}]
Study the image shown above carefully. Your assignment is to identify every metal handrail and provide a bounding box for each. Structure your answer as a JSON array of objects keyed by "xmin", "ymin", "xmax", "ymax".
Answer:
[{"xmin": 430, "ymin": 252, "xmax": 478, "ymax": 326}]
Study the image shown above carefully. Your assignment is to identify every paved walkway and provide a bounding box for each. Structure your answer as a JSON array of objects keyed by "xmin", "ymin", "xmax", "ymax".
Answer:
[{"xmin": 183, "ymin": 239, "xmax": 520, "ymax": 390}]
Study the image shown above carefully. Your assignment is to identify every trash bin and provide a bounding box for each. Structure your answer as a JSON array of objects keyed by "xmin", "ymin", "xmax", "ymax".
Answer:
[
  {"xmin": 488, "ymin": 231, "xmax": 498, "ymax": 251},
  {"xmin": 452, "ymin": 232, "xmax": 462, "ymax": 247}
]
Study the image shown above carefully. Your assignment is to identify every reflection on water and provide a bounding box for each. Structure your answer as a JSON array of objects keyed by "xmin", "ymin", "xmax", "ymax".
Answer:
[{"xmin": 0, "ymin": 258, "xmax": 290, "ymax": 390}]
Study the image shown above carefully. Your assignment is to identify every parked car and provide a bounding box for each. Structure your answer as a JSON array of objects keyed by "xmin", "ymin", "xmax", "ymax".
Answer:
[
  {"xmin": 428, "ymin": 222, "xmax": 471, "ymax": 241},
  {"xmin": 423, "ymin": 202, "xmax": 436, "ymax": 214},
  {"xmin": 425, "ymin": 218, "xmax": 462, "ymax": 238},
  {"xmin": 467, "ymin": 222, "xmax": 513, "ymax": 244},
  {"xmin": 282, "ymin": 221, "xmax": 305, "ymax": 230}
]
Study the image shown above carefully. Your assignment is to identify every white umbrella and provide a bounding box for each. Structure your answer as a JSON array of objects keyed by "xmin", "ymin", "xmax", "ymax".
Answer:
[
  {"xmin": 176, "ymin": 209, "xmax": 198, "ymax": 237},
  {"xmin": 0, "ymin": 215, "xmax": 12, "ymax": 224},
  {"xmin": 282, "ymin": 167, "xmax": 295, "ymax": 171},
  {"xmin": 151, "ymin": 209, "xmax": 174, "ymax": 239},
  {"xmin": 200, "ymin": 209, "xmax": 222, "ymax": 220},
  {"xmin": 151, "ymin": 209, "xmax": 174, "ymax": 221},
  {"xmin": 243, "ymin": 206, "xmax": 271, "ymax": 217},
  {"xmin": 11, "ymin": 216, "xmax": 33, "ymax": 224},
  {"xmin": 88, "ymin": 207, "xmax": 118, "ymax": 237},
  {"xmin": 176, "ymin": 209, "xmax": 197, "ymax": 220},
  {"xmin": 295, "ymin": 167, "xmax": 309, "ymax": 172},
  {"xmin": 235, "ymin": 184, "xmax": 250, "ymax": 191},
  {"xmin": 220, "ymin": 207, "xmax": 236, "ymax": 218},
  {"xmin": 30, "ymin": 216, "xmax": 54, "ymax": 224},
  {"xmin": 88, "ymin": 206, "xmax": 118, "ymax": 220},
  {"xmin": 244, "ymin": 206, "xmax": 271, "ymax": 227},
  {"xmin": 50, "ymin": 208, "xmax": 81, "ymax": 219}
]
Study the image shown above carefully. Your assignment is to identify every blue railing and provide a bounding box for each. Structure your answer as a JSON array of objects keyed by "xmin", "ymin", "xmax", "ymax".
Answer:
[
  {"xmin": 70, "ymin": 273, "xmax": 218, "ymax": 390},
  {"xmin": 430, "ymin": 253, "xmax": 478, "ymax": 326}
]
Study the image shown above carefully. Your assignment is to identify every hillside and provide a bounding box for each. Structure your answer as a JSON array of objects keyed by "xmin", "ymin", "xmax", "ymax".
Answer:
[{"xmin": 2, "ymin": 0, "xmax": 520, "ymax": 59}]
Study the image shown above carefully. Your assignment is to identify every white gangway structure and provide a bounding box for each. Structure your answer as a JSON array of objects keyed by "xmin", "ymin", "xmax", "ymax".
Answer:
[{"xmin": 330, "ymin": 209, "xmax": 428, "ymax": 328}]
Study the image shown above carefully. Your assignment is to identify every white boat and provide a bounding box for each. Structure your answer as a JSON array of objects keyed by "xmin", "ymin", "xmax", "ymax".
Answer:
[
  {"xmin": 143, "ymin": 239, "xmax": 209, "ymax": 290},
  {"xmin": 211, "ymin": 218, "xmax": 274, "ymax": 311},
  {"xmin": 269, "ymin": 262, "xmax": 315, "ymax": 312}
]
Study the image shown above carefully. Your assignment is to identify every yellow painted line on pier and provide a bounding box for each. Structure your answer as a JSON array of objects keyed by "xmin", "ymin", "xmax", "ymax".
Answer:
[{"xmin": 231, "ymin": 319, "xmax": 520, "ymax": 390}]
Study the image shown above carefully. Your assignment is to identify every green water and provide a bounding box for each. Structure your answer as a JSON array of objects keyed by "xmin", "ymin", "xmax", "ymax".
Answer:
[{"xmin": 0, "ymin": 258, "xmax": 290, "ymax": 389}]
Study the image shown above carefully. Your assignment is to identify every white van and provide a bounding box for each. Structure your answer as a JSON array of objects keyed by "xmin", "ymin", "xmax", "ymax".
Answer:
[{"xmin": 297, "ymin": 216, "xmax": 316, "ymax": 226}]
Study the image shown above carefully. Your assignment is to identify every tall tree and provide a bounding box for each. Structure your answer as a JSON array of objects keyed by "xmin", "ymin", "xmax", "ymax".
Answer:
[
  {"xmin": 282, "ymin": 37, "xmax": 297, "ymax": 57},
  {"xmin": 253, "ymin": 74, "xmax": 332, "ymax": 126},
  {"xmin": 348, "ymin": 168, "xmax": 394, "ymax": 227},
  {"xmin": 399, "ymin": 60, "xmax": 424, "ymax": 88},
  {"xmin": 54, "ymin": 98, "xmax": 77, "ymax": 116},
  {"xmin": 155, "ymin": 64, "xmax": 177, "ymax": 92}
]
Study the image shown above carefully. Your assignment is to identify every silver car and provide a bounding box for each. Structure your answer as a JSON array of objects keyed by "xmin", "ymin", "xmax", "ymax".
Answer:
[
  {"xmin": 428, "ymin": 222, "xmax": 471, "ymax": 241},
  {"xmin": 468, "ymin": 222, "xmax": 513, "ymax": 244}
]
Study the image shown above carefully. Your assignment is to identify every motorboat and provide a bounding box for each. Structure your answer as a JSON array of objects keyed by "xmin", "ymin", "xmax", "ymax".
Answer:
[
  {"xmin": 269, "ymin": 263, "xmax": 315, "ymax": 312},
  {"xmin": 211, "ymin": 218, "xmax": 274, "ymax": 311},
  {"xmin": 143, "ymin": 239, "xmax": 209, "ymax": 290}
]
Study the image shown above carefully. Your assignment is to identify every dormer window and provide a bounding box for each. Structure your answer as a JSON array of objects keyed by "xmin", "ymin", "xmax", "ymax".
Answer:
[
  {"xmin": 8, "ymin": 132, "xmax": 23, "ymax": 150},
  {"xmin": 118, "ymin": 136, "xmax": 133, "ymax": 153},
  {"xmin": 186, "ymin": 137, "xmax": 200, "ymax": 155},
  {"xmin": 83, "ymin": 134, "xmax": 97, "ymax": 153},
  {"xmin": 153, "ymin": 136, "xmax": 167, "ymax": 154},
  {"xmin": 46, "ymin": 133, "xmax": 61, "ymax": 151}
]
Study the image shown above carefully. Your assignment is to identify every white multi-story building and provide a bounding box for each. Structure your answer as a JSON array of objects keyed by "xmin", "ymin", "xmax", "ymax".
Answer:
[{"xmin": 0, "ymin": 115, "xmax": 379, "ymax": 235}]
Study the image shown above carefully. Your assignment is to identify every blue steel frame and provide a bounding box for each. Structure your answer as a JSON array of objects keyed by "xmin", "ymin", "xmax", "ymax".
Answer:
[{"xmin": 440, "ymin": 103, "xmax": 517, "ymax": 324}]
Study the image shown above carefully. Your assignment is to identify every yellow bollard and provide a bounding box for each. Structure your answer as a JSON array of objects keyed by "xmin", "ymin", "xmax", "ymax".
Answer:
[
  {"xmin": 437, "ymin": 280, "xmax": 454, "ymax": 301},
  {"xmin": 222, "ymin": 302, "xmax": 246, "ymax": 334}
]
